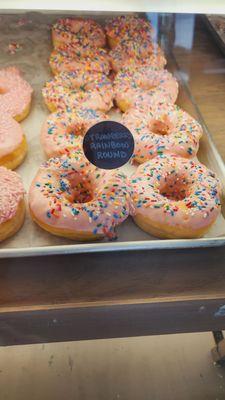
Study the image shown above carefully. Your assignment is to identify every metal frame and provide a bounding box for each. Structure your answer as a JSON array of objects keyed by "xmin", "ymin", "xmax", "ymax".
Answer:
[{"xmin": 0, "ymin": 0, "xmax": 225, "ymax": 14}]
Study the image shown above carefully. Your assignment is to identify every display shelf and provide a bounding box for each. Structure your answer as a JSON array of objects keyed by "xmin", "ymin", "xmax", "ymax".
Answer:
[{"xmin": 0, "ymin": 11, "xmax": 224, "ymax": 346}]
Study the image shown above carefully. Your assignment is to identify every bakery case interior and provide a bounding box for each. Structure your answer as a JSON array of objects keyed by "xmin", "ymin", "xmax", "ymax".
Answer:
[{"xmin": 0, "ymin": 10, "xmax": 225, "ymax": 257}]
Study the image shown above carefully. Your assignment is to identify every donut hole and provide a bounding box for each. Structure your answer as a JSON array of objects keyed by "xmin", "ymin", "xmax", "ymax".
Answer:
[
  {"xmin": 61, "ymin": 175, "xmax": 93, "ymax": 204},
  {"xmin": 138, "ymin": 80, "xmax": 156, "ymax": 91},
  {"xmin": 68, "ymin": 20, "xmax": 83, "ymax": 34},
  {"xmin": 148, "ymin": 116, "xmax": 173, "ymax": 135},
  {"xmin": 72, "ymin": 183, "xmax": 93, "ymax": 203},
  {"xmin": 62, "ymin": 75, "xmax": 97, "ymax": 92},
  {"xmin": 0, "ymin": 86, "xmax": 7, "ymax": 94},
  {"xmin": 66, "ymin": 123, "xmax": 86, "ymax": 138},
  {"xmin": 160, "ymin": 174, "xmax": 190, "ymax": 201}
]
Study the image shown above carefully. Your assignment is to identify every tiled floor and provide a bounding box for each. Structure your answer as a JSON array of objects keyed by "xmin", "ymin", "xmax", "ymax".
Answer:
[{"xmin": 0, "ymin": 332, "xmax": 224, "ymax": 399}]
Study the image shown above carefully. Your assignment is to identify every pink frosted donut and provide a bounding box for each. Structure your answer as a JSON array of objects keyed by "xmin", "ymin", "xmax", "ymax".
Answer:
[
  {"xmin": 52, "ymin": 18, "xmax": 106, "ymax": 50},
  {"xmin": 49, "ymin": 47, "xmax": 110, "ymax": 75},
  {"xmin": 0, "ymin": 66, "xmax": 33, "ymax": 121},
  {"xmin": 41, "ymin": 108, "xmax": 109, "ymax": 158},
  {"xmin": 0, "ymin": 166, "xmax": 25, "ymax": 241},
  {"xmin": 105, "ymin": 15, "xmax": 153, "ymax": 48},
  {"xmin": 114, "ymin": 66, "xmax": 178, "ymax": 112},
  {"xmin": 42, "ymin": 70, "xmax": 113, "ymax": 113},
  {"xmin": 29, "ymin": 151, "xmax": 131, "ymax": 240},
  {"xmin": 122, "ymin": 103, "xmax": 203, "ymax": 163},
  {"xmin": 109, "ymin": 42, "xmax": 166, "ymax": 73},
  {"xmin": 0, "ymin": 113, "xmax": 27, "ymax": 170},
  {"xmin": 130, "ymin": 154, "xmax": 221, "ymax": 239}
]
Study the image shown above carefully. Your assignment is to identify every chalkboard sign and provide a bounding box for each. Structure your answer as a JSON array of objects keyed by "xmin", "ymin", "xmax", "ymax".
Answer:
[{"xmin": 83, "ymin": 121, "xmax": 134, "ymax": 169}]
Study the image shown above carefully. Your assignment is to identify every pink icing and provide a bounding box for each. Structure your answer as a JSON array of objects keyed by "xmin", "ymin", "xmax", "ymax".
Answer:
[
  {"xmin": 122, "ymin": 103, "xmax": 203, "ymax": 162},
  {"xmin": 52, "ymin": 18, "xmax": 106, "ymax": 50},
  {"xmin": 0, "ymin": 166, "xmax": 24, "ymax": 224},
  {"xmin": 29, "ymin": 152, "xmax": 131, "ymax": 238},
  {"xmin": 49, "ymin": 47, "xmax": 110, "ymax": 75},
  {"xmin": 42, "ymin": 70, "xmax": 113, "ymax": 113},
  {"xmin": 110, "ymin": 42, "xmax": 166, "ymax": 73},
  {"xmin": 0, "ymin": 66, "xmax": 33, "ymax": 118},
  {"xmin": 41, "ymin": 108, "xmax": 109, "ymax": 158},
  {"xmin": 0, "ymin": 114, "xmax": 24, "ymax": 158},
  {"xmin": 131, "ymin": 154, "xmax": 221, "ymax": 234},
  {"xmin": 105, "ymin": 15, "xmax": 153, "ymax": 47},
  {"xmin": 114, "ymin": 66, "xmax": 178, "ymax": 110}
]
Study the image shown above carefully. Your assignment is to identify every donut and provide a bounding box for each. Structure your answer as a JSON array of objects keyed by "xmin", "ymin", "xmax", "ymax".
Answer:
[
  {"xmin": 109, "ymin": 42, "xmax": 166, "ymax": 73},
  {"xmin": 114, "ymin": 66, "xmax": 178, "ymax": 112},
  {"xmin": 122, "ymin": 103, "xmax": 203, "ymax": 163},
  {"xmin": 105, "ymin": 15, "xmax": 153, "ymax": 49},
  {"xmin": 41, "ymin": 108, "xmax": 109, "ymax": 158},
  {"xmin": 130, "ymin": 154, "xmax": 221, "ymax": 239},
  {"xmin": 0, "ymin": 166, "xmax": 25, "ymax": 242},
  {"xmin": 29, "ymin": 151, "xmax": 131, "ymax": 240},
  {"xmin": 42, "ymin": 70, "xmax": 113, "ymax": 113},
  {"xmin": 0, "ymin": 66, "xmax": 33, "ymax": 122},
  {"xmin": 52, "ymin": 18, "xmax": 106, "ymax": 50},
  {"xmin": 49, "ymin": 47, "xmax": 110, "ymax": 76},
  {"xmin": 0, "ymin": 114, "xmax": 27, "ymax": 170}
]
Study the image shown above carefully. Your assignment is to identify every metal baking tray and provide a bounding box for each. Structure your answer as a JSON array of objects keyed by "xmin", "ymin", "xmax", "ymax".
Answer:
[{"xmin": 0, "ymin": 12, "xmax": 225, "ymax": 258}]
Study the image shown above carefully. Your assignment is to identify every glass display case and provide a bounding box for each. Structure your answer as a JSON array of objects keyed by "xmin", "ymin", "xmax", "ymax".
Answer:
[
  {"xmin": 1, "ymin": 0, "xmax": 225, "ymax": 353},
  {"xmin": 0, "ymin": 0, "xmax": 225, "ymax": 258}
]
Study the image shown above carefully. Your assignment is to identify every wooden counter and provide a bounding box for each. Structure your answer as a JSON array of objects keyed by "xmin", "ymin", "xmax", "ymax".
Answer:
[
  {"xmin": 0, "ymin": 15, "xmax": 224, "ymax": 346},
  {"xmin": 173, "ymin": 16, "xmax": 225, "ymax": 160}
]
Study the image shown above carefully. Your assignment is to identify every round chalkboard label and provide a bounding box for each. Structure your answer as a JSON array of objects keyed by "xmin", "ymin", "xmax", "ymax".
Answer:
[{"xmin": 83, "ymin": 121, "xmax": 134, "ymax": 169}]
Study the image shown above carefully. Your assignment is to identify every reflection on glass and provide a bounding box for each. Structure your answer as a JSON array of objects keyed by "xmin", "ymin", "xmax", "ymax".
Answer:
[{"xmin": 175, "ymin": 14, "xmax": 195, "ymax": 50}]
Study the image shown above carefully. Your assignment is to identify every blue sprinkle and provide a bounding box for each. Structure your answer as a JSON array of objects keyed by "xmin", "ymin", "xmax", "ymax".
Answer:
[
  {"xmin": 59, "ymin": 180, "xmax": 68, "ymax": 192},
  {"xmin": 72, "ymin": 208, "xmax": 79, "ymax": 216}
]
